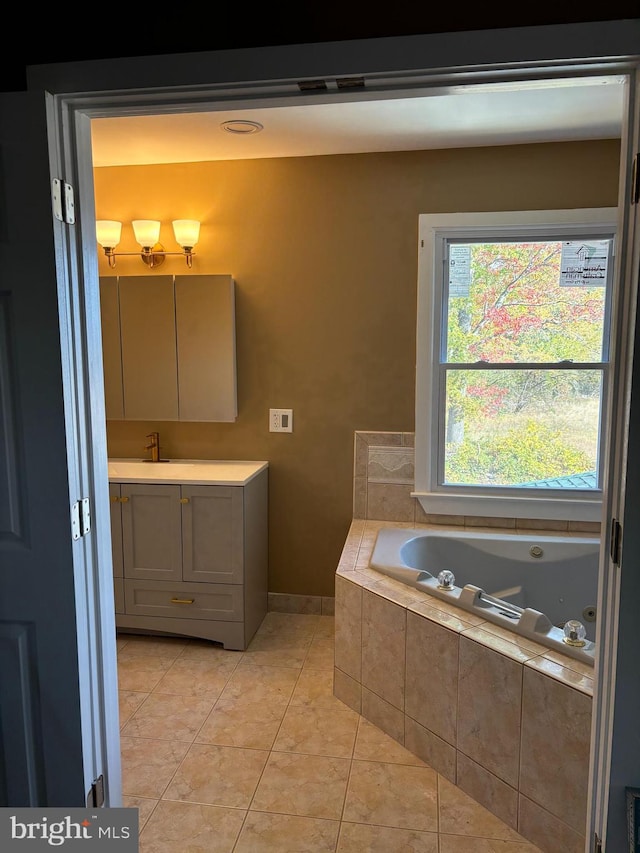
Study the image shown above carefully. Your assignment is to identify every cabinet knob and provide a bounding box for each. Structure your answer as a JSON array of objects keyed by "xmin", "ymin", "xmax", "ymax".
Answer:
[
  {"xmin": 120, "ymin": 496, "xmax": 130, "ymax": 503},
  {"xmin": 179, "ymin": 497, "xmax": 190, "ymax": 504},
  {"xmin": 170, "ymin": 597, "xmax": 195, "ymax": 605},
  {"xmin": 110, "ymin": 495, "xmax": 119, "ymax": 503}
]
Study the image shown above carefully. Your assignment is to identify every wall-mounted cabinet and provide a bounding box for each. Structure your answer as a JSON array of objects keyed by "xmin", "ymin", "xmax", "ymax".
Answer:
[{"xmin": 99, "ymin": 274, "xmax": 237, "ymax": 422}]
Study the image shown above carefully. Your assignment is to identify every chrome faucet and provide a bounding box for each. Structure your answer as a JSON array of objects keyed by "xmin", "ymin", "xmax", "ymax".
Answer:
[{"xmin": 145, "ymin": 432, "xmax": 161, "ymax": 463}]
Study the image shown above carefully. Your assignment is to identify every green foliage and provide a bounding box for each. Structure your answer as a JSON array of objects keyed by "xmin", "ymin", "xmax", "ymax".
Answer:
[{"xmin": 445, "ymin": 421, "xmax": 592, "ymax": 486}]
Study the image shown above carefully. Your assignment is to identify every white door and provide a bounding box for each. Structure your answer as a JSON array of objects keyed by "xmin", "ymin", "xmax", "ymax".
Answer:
[
  {"xmin": 596, "ymin": 72, "xmax": 640, "ymax": 851},
  {"xmin": 0, "ymin": 90, "xmax": 121, "ymax": 806}
]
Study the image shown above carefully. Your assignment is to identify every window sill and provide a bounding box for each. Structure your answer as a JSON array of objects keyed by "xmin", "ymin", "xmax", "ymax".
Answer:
[{"xmin": 412, "ymin": 490, "xmax": 602, "ymax": 523}]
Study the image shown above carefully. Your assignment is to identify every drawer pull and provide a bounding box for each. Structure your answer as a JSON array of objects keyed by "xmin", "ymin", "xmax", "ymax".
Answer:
[
  {"xmin": 170, "ymin": 597, "xmax": 195, "ymax": 605},
  {"xmin": 179, "ymin": 497, "xmax": 190, "ymax": 504},
  {"xmin": 120, "ymin": 496, "xmax": 130, "ymax": 503}
]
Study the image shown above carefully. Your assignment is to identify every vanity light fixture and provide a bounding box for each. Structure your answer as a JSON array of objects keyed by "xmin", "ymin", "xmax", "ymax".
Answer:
[
  {"xmin": 96, "ymin": 219, "xmax": 201, "ymax": 268},
  {"xmin": 95, "ymin": 220, "xmax": 123, "ymax": 268},
  {"xmin": 171, "ymin": 219, "xmax": 201, "ymax": 268}
]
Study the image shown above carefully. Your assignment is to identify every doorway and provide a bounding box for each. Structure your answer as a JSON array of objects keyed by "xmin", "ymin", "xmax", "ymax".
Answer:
[{"xmin": 34, "ymin": 27, "xmax": 640, "ymax": 848}]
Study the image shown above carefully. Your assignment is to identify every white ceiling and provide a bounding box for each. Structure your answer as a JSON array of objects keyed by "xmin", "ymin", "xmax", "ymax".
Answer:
[{"xmin": 90, "ymin": 76, "xmax": 625, "ymax": 167}]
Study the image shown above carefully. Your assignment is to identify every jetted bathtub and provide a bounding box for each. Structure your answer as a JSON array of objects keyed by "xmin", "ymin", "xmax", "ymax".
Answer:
[{"xmin": 369, "ymin": 527, "xmax": 600, "ymax": 665}]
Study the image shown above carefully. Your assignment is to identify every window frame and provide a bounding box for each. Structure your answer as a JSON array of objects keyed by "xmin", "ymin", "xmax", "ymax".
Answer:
[{"xmin": 413, "ymin": 208, "xmax": 618, "ymax": 521}]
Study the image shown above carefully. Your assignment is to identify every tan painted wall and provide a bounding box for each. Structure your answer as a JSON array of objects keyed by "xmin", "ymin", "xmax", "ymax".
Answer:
[{"xmin": 94, "ymin": 139, "xmax": 620, "ymax": 597}]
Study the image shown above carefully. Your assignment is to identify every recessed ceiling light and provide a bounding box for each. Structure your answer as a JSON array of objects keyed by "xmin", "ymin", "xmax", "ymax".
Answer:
[{"xmin": 220, "ymin": 120, "xmax": 264, "ymax": 135}]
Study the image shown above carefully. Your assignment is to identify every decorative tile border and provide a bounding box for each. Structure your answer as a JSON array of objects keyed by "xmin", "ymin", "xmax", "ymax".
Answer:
[{"xmin": 354, "ymin": 431, "xmax": 418, "ymax": 520}]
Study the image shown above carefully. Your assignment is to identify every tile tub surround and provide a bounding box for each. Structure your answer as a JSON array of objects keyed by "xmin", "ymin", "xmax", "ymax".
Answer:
[
  {"xmin": 334, "ymin": 519, "xmax": 595, "ymax": 853},
  {"xmin": 353, "ymin": 430, "xmax": 601, "ymax": 534}
]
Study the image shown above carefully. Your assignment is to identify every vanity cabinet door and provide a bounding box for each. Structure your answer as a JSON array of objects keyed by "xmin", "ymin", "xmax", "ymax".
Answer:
[
  {"xmin": 175, "ymin": 275, "xmax": 237, "ymax": 422},
  {"xmin": 119, "ymin": 275, "xmax": 179, "ymax": 421},
  {"xmin": 109, "ymin": 483, "xmax": 123, "ymax": 578},
  {"xmin": 181, "ymin": 485, "xmax": 244, "ymax": 584},
  {"xmin": 109, "ymin": 483, "xmax": 125, "ymax": 613},
  {"xmin": 121, "ymin": 483, "xmax": 182, "ymax": 582}
]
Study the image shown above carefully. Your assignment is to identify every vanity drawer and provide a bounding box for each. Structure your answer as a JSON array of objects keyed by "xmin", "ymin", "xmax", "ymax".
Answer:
[{"xmin": 124, "ymin": 580, "xmax": 243, "ymax": 621}]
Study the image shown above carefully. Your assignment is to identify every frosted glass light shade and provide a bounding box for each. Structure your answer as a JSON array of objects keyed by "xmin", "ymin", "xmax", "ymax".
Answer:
[
  {"xmin": 172, "ymin": 219, "xmax": 200, "ymax": 248},
  {"xmin": 96, "ymin": 220, "xmax": 122, "ymax": 249},
  {"xmin": 132, "ymin": 219, "xmax": 161, "ymax": 248}
]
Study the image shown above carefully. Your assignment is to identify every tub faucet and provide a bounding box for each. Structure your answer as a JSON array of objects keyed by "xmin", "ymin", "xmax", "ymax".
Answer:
[{"xmin": 145, "ymin": 432, "xmax": 161, "ymax": 463}]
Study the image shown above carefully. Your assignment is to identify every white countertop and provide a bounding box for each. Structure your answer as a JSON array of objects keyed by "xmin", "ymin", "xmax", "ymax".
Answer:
[{"xmin": 108, "ymin": 459, "xmax": 268, "ymax": 486}]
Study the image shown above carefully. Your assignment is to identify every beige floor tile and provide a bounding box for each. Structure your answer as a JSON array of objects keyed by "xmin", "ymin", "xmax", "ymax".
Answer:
[
  {"xmin": 177, "ymin": 638, "xmax": 245, "ymax": 663},
  {"xmin": 304, "ymin": 637, "xmax": 335, "ymax": 670},
  {"xmin": 139, "ymin": 800, "xmax": 245, "ymax": 852},
  {"xmin": 257, "ymin": 612, "xmax": 321, "ymax": 637},
  {"xmin": 219, "ymin": 664, "xmax": 299, "ymax": 705},
  {"xmin": 273, "ymin": 703, "xmax": 359, "ymax": 758},
  {"xmin": 152, "ymin": 657, "xmax": 238, "ymax": 700},
  {"xmin": 343, "ymin": 760, "xmax": 438, "ymax": 832},
  {"xmin": 120, "ymin": 692, "xmax": 214, "ymax": 742},
  {"xmin": 336, "ymin": 822, "xmax": 438, "ymax": 852},
  {"xmin": 439, "ymin": 776, "xmax": 529, "ymax": 842},
  {"xmin": 353, "ymin": 718, "xmax": 425, "ymax": 766},
  {"xmin": 163, "ymin": 743, "xmax": 269, "ymax": 808},
  {"xmin": 117, "ymin": 634, "xmax": 189, "ymax": 658},
  {"xmin": 241, "ymin": 631, "xmax": 313, "ymax": 667},
  {"xmin": 121, "ymin": 795, "xmax": 158, "ymax": 831},
  {"xmin": 120, "ymin": 736, "xmax": 190, "ymax": 799},
  {"xmin": 118, "ymin": 613, "xmax": 538, "ymax": 852},
  {"xmin": 196, "ymin": 696, "xmax": 287, "ymax": 749},
  {"xmin": 118, "ymin": 691, "xmax": 148, "ymax": 729},
  {"xmin": 315, "ymin": 615, "xmax": 337, "ymax": 638},
  {"xmin": 117, "ymin": 654, "xmax": 176, "ymax": 692},
  {"xmin": 234, "ymin": 812, "xmax": 340, "ymax": 853},
  {"xmin": 290, "ymin": 668, "xmax": 351, "ymax": 710},
  {"xmin": 439, "ymin": 836, "xmax": 542, "ymax": 852},
  {"xmin": 251, "ymin": 752, "xmax": 350, "ymax": 820}
]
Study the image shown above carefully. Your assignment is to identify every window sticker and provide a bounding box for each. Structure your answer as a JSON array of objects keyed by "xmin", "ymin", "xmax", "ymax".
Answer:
[
  {"xmin": 448, "ymin": 244, "xmax": 472, "ymax": 296},
  {"xmin": 559, "ymin": 240, "xmax": 609, "ymax": 286}
]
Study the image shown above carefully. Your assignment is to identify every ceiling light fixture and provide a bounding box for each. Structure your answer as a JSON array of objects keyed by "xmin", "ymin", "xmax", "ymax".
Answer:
[{"xmin": 96, "ymin": 219, "xmax": 201, "ymax": 268}]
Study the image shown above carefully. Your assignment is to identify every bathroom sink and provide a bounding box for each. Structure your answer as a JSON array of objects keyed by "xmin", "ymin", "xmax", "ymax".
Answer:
[{"xmin": 108, "ymin": 459, "xmax": 268, "ymax": 485}]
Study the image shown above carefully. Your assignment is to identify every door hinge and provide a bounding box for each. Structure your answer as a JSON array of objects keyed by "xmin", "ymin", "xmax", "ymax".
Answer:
[
  {"xmin": 632, "ymin": 153, "xmax": 640, "ymax": 205},
  {"xmin": 610, "ymin": 518, "xmax": 622, "ymax": 565},
  {"xmin": 71, "ymin": 497, "xmax": 92, "ymax": 541},
  {"xmin": 51, "ymin": 178, "xmax": 76, "ymax": 224},
  {"xmin": 593, "ymin": 831, "xmax": 603, "ymax": 852},
  {"xmin": 87, "ymin": 774, "xmax": 105, "ymax": 808}
]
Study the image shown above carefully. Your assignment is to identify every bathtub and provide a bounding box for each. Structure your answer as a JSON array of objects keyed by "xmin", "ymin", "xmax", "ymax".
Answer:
[{"xmin": 370, "ymin": 527, "xmax": 600, "ymax": 665}]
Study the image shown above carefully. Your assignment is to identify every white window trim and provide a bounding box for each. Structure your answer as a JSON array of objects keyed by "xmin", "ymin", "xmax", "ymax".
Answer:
[{"xmin": 413, "ymin": 207, "xmax": 618, "ymax": 522}]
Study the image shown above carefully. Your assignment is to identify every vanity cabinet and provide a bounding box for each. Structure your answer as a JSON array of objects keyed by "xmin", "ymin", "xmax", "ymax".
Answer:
[
  {"xmin": 110, "ymin": 483, "xmax": 125, "ymax": 615},
  {"xmin": 108, "ymin": 462, "xmax": 268, "ymax": 650},
  {"xmin": 100, "ymin": 274, "xmax": 237, "ymax": 423}
]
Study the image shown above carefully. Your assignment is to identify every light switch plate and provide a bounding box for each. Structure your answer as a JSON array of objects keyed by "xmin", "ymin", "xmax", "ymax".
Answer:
[{"xmin": 270, "ymin": 408, "xmax": 293, "ymax": 432}]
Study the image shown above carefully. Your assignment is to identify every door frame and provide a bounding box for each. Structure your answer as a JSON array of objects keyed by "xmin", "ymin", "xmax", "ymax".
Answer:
[{"xmin": 33, "ymin": 20, "xmax": 640, "ymax": 845}]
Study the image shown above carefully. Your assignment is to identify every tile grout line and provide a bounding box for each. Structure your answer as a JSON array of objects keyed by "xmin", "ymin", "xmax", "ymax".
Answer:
[{"xmin": 233, "ymin": 641, "xmax": 309, "ymax": 849}]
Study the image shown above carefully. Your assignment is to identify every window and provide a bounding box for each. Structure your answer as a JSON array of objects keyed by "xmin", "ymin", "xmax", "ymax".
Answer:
[{"xmin": 414, "ymin": 209, "xmax": 617, "ymax": 522}]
